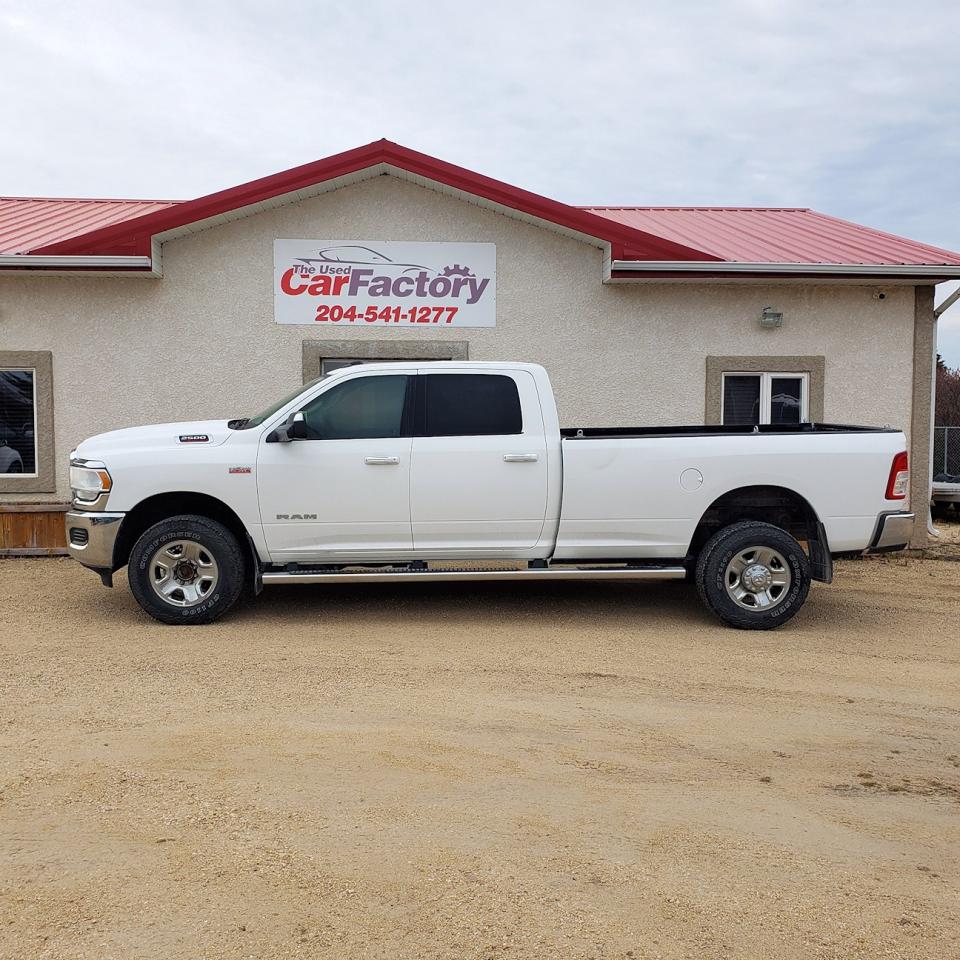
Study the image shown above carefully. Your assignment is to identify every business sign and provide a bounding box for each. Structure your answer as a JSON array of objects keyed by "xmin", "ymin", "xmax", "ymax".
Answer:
[{"xmin": 274, "ymin": 240, "xmax": 496, "ymax": 327}]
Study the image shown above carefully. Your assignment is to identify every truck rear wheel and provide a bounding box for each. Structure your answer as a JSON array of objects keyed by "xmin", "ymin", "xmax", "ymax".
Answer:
[
  {"xmin": 932, "ymin": 501, "xmax": 956, "ymax": 520},
  {"xmin": 695, "ymin": 521, "xmax": 810, "ymax": 630},
  {"xmin": 128, "ymin": 515, "xmax": 245, "ymax": 625}
]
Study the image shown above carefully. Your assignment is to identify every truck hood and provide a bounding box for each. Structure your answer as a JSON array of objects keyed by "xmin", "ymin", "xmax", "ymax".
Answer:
[{"xmin": 73, "ymin": 420, "xmax": 234, "ymax": 460}]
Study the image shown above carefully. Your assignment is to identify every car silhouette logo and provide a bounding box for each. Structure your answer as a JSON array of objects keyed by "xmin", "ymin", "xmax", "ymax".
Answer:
[{"xmin": 296, "ymin": 245, "xmax": 433, "ymax": 274}]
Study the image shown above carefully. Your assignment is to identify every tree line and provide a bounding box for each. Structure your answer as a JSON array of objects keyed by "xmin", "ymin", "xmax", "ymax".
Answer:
[{"xmin": 937, "ymin": 355, "xmax": 960, "ymax": 426}]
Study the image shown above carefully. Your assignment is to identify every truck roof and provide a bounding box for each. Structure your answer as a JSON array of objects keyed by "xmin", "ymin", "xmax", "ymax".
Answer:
[{"xmin": 325, "ymin": 360, "xmax": 545, "ymax": 374}]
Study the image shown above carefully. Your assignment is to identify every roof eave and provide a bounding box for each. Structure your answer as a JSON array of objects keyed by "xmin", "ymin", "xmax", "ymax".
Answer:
[
  {"xmin": 27, "ymin": 140, "xmax": 720, "ymax": 263},
  {"xmin": 610, "ymin": 260, "xmax": 960, "ymax": 281},
  {"xmin": 0, "ymin": 254, "xmax": 155, "ymax": 274}
]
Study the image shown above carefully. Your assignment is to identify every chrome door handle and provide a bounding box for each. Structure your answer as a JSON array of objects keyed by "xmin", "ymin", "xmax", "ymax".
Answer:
[
  {"xmin": 503, "ymin": 453, "xmax": 539, "ymax": 463},
  {"xmin": 364, "ymin": 456, "xmax": 400, "ymax": 465}
]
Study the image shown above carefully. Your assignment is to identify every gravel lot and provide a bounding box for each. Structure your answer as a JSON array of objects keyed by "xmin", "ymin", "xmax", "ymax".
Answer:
[{"xmin": 1, "ymin": 538, "xmax": 959, "ymax": 960}]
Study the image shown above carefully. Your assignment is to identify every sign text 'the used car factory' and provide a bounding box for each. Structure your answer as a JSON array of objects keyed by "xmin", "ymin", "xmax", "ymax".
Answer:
[{"xmin": 274, "ymin": 240, "xmax": 496, "ymax": 327}]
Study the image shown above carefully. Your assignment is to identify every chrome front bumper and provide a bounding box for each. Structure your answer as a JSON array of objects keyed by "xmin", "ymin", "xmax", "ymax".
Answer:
[
  {"xmin": 867, "ymin": 511, "xmax": 915, "ymax": 553},
  {"xmin": 65, "ymin": 510, "xmax": 125, "ymax": 570}
]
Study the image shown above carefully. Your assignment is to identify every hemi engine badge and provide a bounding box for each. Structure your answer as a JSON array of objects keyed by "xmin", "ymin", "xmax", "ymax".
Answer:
[
  {"xmin": 178, "ymin": 434, "xmax": 209, "ymax": 443},
  {"xmin": 229, "ymin": 466, "xmax": 252, "ymax": 474}
]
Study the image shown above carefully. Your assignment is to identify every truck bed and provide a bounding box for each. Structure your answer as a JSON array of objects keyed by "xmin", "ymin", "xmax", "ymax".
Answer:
[
  {"xmin": 560, "ymin": 423, "xmax": 899, "ymax": 440},
  {"xmin": 932, "ymin": 480, "xmax": 960, "ymax": 503},
  {"xmin": 553, "ymin": 421, "xmax": 907, "ymax": 560}
]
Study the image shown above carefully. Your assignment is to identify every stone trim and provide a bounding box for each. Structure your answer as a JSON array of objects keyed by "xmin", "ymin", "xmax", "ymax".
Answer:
[
  {"xmin": 301, "ymin": 339, "xmax": 469, "ymax": 382},
  {"xmin": 0, "ymin": 502, "xmax": 70, "ymax": 513},
  {"xmin": 705, "ymin": 355, "xmax": 825, "ymax": 425},
  {"xmin": 0, "ymin": 351, "xmax": 55, "ymax": 494},
  {"xmin": 909, "ymin": 287, "xmax": 936, "ymax": 547}
]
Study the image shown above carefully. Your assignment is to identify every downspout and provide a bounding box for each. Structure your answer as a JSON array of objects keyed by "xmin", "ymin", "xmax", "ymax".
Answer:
[
  {"xmin": 934, "ymin": 283, "xmax": 960, "ymax": 318},
  {"xmin": 929, "ymin": 308, "xmax": 939, "ymax": 538},
  {"xmin": 929, "ymin": 283, "xmax": 960, "ymax": 537}
]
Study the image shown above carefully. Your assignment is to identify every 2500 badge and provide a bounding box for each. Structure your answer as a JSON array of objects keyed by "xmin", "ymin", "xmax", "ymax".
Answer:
[{"xmin": 315, "ymin": 304, "xmax": 459, "ymax": 324}]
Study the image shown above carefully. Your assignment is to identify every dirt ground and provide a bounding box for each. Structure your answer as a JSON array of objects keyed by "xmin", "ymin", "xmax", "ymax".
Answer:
[
  {"xmin": 1, "ymin": 533, "xmax": 959, "ymax": 960},
  {"xmin": 928, "ymin": 507, "xmax": 960, "ymax": 556}
]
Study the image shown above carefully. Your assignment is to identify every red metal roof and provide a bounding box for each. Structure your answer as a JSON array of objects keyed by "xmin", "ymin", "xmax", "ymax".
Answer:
[
  {"xmin": 0, "ymin": 197, "xmax": 180, "ymax": 254},
  {"xmin": 2, "ymin": 142, "xmax": 958, "ymax": 272},
  {"xmin": 24, "ymin": 141, "xmax": 713, "ymax": 263},
  {"xmin": 582, "ymin": 206, "xmax": 960, "ymax": 267}
]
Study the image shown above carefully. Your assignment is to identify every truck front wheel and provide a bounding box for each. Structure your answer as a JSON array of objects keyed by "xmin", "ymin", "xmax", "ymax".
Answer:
[
  {"xmin": 695, "ymin": 521, "xmax": 811, "ymax": 630},
  {"xmin": 128, "ymin": 515, "xmax": 245, "ymax": 625}
]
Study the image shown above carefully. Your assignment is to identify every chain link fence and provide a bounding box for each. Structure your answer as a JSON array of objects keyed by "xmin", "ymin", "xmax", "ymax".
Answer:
[{"xmin": 933, "ymin": 426, "xmax": 960, "ymax": 478}]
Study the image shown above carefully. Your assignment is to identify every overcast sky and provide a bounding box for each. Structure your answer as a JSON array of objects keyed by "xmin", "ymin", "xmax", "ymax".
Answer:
[{"xmin": 2, "ymin": 0, "xmax": 959, "ymax": 360}]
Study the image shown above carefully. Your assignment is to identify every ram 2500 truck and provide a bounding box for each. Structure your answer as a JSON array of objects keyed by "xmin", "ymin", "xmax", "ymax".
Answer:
[{"xmin": 65, "ymin": 362, "xmax": 913, "ymax": 630}]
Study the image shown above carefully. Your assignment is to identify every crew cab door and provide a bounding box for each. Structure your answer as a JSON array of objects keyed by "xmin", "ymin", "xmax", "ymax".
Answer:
[
  {"xmin": 410, "ymin": 370, "xmax": 548, "ymax": 553},
  {"xmin": 257, "ymin": 372, "xmax": 415, "ymax": 561}
]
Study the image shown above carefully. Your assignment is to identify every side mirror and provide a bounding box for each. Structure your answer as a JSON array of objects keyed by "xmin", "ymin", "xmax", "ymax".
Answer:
[
  {"xmin": 267, "ymin": 411, "xmax": 308, "ymax": 443},
  {"xmin": 289, "ymin": 411, "xmax": 308, "ymax": 440}
]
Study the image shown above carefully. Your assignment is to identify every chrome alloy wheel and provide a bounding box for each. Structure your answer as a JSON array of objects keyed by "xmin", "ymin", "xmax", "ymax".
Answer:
[
  {"xmin": 148, "ymin": 539, "xmax": 219, "ymax": 607},
  {"xmin": 723, "ymin": 545, "xmax": 792, "ymax": 610}
]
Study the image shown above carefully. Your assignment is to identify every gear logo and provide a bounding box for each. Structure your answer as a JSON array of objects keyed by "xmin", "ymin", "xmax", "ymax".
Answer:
[{"xmin": 439, "ymin": 264, "xmax": 475, "ymax": 278}]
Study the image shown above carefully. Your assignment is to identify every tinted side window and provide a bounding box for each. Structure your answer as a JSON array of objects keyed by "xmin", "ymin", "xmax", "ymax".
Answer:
[
  {"xmin": 301, "ymin": 375, "xmax": 409, "ymax": 440},
  {"xmin": 0, "ymin": 369, "xmax": 36, "ymax": 474},
  {"xmin": 722, "ymin": 375, "xmax": 761, "ymax": 426},
  {"xmin": 424, "ymin": 374, "xmax": 522, "ymax": 436}
]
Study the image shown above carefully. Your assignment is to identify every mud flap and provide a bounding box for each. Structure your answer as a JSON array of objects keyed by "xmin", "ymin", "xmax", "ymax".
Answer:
[
  {"xmin": 246, "ymin": 532, "xmax": 264, "ymax": 596},
  {"xmin": 807, "ymin": 519, "xmax": 833, "ymax": 583}
]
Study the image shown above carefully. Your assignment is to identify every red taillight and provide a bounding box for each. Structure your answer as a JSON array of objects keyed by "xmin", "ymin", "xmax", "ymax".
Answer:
[{"xmin": 885, "ymin": 451, "xmax": 909, "ymax": 500}]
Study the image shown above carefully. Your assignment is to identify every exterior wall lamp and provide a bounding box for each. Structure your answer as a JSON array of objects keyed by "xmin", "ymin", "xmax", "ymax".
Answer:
[{"xmin": 759, "ymin": 306, "xmax": 783, "ymax": 328}]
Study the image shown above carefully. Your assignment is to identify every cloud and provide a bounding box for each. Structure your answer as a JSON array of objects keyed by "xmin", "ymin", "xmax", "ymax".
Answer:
[
  {"xmin": 2, "ymin": 0, "xmax": 958, "ymax": 355},
  {"xmin": 937, "ymin": 281, "xmax": 960, "ymax": 367}
]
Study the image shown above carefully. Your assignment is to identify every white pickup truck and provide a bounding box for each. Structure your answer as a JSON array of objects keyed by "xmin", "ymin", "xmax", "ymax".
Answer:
[{"xmin": 66, "ymin": 361, "xmax": 913, "ymax": 630}]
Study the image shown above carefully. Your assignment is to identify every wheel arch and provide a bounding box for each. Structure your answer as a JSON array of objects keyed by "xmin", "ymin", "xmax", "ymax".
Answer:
[
  {"xmin": 112, "ymin": 491, "xmax": 260, "ymax": 588},
  {"xmin": 688, "ymin": 484, "xmax": 832, "ymax": 583}
]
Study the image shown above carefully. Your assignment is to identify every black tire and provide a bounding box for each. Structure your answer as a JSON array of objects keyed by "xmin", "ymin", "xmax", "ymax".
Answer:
[
  {"xmin": 932, "ymin": 501, "xmax": 955, "ymax": 521},
  {"xmin": 128, "ymin": 515, "xmax": 245, "ymax": 625},
  {"xmin": 695, "ymin": 521, "xmax": 811, "ymax": 630}
]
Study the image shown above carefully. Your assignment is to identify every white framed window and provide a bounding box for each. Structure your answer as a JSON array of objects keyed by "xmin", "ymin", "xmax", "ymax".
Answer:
[
  {"xmin": 303, "ymin": 340, "xmax": 469, "ymax": 383},
  {"xmin": 722, "ymin": 372, "xmax": 809, "ymax": 426},
  {"xmin": 0, "ymin": 367, "xmax": 38, "ymax": 477},
  {"xmin": 320, "ymin": 357, "xmax": 432, "ymax": 376},
  {"xmin": 0, "ymin": 351, "xmax": 54, "ymax": 493}
]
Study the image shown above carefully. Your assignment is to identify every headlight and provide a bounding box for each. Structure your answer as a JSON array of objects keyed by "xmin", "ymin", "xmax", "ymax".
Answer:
[{"xmin": 70, "ymin": 461, "xmax": 112, "ymax": 503}]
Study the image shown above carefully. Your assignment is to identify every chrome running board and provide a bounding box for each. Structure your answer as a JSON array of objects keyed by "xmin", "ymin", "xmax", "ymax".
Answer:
[{"xmin": 261, "ymin": 565, "xmax": 687, "ymax": 585}]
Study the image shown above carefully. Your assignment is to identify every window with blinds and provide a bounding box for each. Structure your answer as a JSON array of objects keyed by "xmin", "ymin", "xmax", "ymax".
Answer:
[
  {"xmin": 0, "ymin": 369, "xmax": 36, "ymax": 475},
  {"xmin": 722, "ymin": 372, "xmax": 808, "ymax": 426}
]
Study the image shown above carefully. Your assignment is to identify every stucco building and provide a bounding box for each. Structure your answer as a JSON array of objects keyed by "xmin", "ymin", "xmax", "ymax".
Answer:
[{"xmin": 2, "ymin": 140, "xmax": 959, "ymax": 552}]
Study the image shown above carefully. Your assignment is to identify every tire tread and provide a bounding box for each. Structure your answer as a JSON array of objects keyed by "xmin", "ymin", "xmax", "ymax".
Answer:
[
  {"xmin": 695, "ymin": 520, "xmax": 810, "ymax": 631},
  {"xmin": 128, "ymin": 514, "xmax": 244, "ymax": 625}
]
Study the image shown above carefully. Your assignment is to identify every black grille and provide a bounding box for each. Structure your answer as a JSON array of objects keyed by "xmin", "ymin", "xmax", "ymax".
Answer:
[{"xmin": 69, "ymin": 528, "xmax": 89, "ymax": 546}]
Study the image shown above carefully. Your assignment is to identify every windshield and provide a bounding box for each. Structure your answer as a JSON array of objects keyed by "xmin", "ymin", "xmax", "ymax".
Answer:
[{"xmin": 232, "ymin": 375, "xmax": 327, "ymax": 429}]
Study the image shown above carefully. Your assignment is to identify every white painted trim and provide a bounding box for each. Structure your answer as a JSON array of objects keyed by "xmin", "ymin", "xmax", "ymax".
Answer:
[
  {"xmin": 0, "ymin": 255, "xmax": 152, "ymax": 268},
  {"xmin": 0, "ymin": 365, "xmax": 39, "ymax": 478},
  {"xmin": 145, "ymin": 163, "xmax": 611, "ymax": 278},
  {"xmin": 935, "ymin": 284, "xmax": 960, "ymax": 317},
  {"xmin": 721, "ymin": 371, "xmax": 809, "ymax": 425},
  {"xmin": 384, "ymin": 167, "xmax": 608, "ymax": 251},
  {"xmin": 612, "ymin": 260, "xmax": 960, "ymax": 278}
]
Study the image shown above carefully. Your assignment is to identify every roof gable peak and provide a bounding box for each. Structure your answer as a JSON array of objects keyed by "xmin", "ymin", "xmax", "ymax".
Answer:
[{"xmin": 28, "ymin": 139, "xmax": 717, "ymax": 263}]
